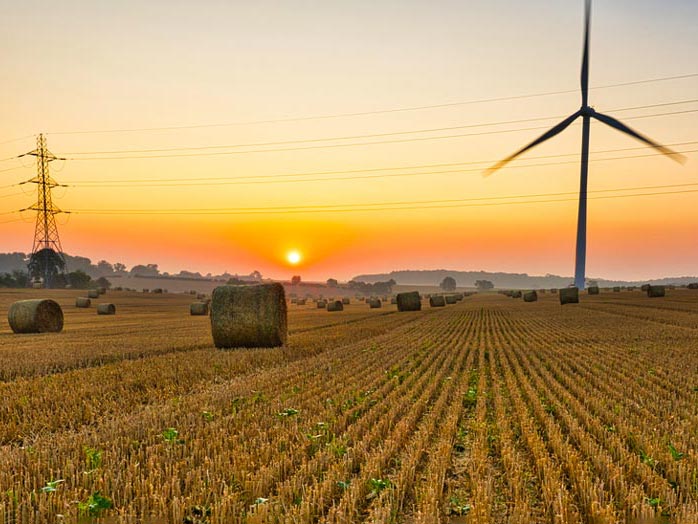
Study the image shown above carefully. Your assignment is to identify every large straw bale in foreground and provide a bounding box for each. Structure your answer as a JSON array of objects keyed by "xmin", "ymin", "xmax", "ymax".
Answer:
[
  {"xmin": 397, "ymin": 291, "xmax": 421, "ymax": 312},
  {"xmin": 559, "ymin": 287, "xmax": 579, "ymax": 305},
  {"xmin": 210, "ymin": 284, "xmax": 287, "ymax": 349},
  {"xmin": 429, "ymin": 295, "xmax": 446, "ymax": 307},
  {"xmin": 8, "ymin": 299, "xmax": 64, "ymax": 333}
]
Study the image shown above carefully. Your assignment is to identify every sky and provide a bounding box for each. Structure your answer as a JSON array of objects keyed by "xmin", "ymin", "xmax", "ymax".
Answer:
[{"xmin": 0, "ymin": 0, "xmax": 696, "ymax": 282}]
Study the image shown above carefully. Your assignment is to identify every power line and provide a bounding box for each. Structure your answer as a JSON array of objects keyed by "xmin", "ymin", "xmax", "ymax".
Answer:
[
  {"xmin": 61, "ymin": 188, "xmax": 698, "ymax": 216},
  {"xmin": 68, "ymin": 148, "xmax": 698, "ymax": 188},
  {"xmin": 44, "ymin": 72, "xmax": 698, "ymax": 135},
  {"xmin": 61, "ymin": 109, "xmax": 698, "ymax": 161},
  {"xmin": 61, "ymin": 100, "xmax": 698, "ymax": 156},
  {"xmin": 66, "ymin": 141, "xmax": 698, "ymax": 186}
]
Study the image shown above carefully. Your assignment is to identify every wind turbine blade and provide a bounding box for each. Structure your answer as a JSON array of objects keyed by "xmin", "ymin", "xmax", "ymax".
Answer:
[
  {"xmin": 592, "ymin": 111, "xmax": 687, "ymax": 164},
  {"xmin": 485, "ymin": 111, "xmax": 581, "ymax": 176},
  {"xmin": 581, "ymin": 0, "xmax": 591, "ymax": 106}
]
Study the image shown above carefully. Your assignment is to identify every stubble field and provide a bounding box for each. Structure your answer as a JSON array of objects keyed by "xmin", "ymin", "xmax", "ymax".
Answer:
[{"xmin": 0, "ymin": 288, "xmax": 697, "ymax": 523}]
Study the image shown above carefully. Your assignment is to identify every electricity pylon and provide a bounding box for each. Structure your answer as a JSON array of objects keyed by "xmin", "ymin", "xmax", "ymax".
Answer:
[{"xmin": 19, "ymin": 134, "xmax": 69, "ymax": 286}]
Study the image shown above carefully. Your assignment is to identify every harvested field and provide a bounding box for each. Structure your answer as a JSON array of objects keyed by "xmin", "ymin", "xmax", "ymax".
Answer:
[{"xmin": 0, "ymin": 289, "xmax": 697, "ymax": 523}]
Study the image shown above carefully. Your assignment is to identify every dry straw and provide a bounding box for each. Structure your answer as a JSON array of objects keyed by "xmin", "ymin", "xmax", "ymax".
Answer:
[
  {"xmin": 97, "ymin": 303, "xmax": 116, "ymax": 315},
  {"xmin": 75, "ymin": 297, "xmax": 91, "ymax": 308},
  {"xmin": 647, "ymin": 285, "xmax": 665, "ymax": 298},
  {"xmin": 559, "ymin": 287, "xmax": 579, "ymax": 305},
  {"xmin": 523, "ymin": 291, "xmax": 538, "ymax": 302},
  {"xmin": 8, "ymin": 299, "xmax": 64, "ymax": 333},
  {"xmin": 368, "ymin": 298, "xmax": 382, "ymax": 309},
  {"xmin": 327, "ymin": 300, "xmax": 344, "ymax": 312},
  {"xmin": 190, "ymin": 302, "xmax": 209, "ymax": 316},
  {"xmin": 210, "ymin": 283, "xmax": 287, "ymax": 349},
  {"xmin": 397, "ymin": 291, "xmax": 421, "ymax": 312},
  {"xmin": 429, "ymin": 296, "xmax": 446, "ymax": 307}
]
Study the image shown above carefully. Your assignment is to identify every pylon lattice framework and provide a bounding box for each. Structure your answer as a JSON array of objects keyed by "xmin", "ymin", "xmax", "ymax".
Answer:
[{"xmin": 21, "ymin": 134, "xmax": 68, "ymax": 278}]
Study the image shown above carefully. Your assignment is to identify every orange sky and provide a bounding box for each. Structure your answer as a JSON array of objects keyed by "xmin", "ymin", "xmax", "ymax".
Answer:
[{"xmin": 0, "ymin": 1, "xmax": 696, "ymax": 281}]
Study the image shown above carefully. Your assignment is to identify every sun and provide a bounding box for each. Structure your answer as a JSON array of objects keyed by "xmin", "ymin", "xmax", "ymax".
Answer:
[{"xmin": 286, "ymin": 250, "xmax": 302, "ymax": 265}]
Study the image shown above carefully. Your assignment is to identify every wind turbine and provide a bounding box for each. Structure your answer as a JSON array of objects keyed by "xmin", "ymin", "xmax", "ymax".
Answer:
[{"xmin": 486, "ymin": 0, "xmax": 685, "ymax": 289}]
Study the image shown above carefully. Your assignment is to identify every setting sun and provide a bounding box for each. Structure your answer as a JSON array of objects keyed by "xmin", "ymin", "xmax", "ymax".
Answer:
[{"xmin": 286, "ymin": 250, "xmax": 302, "ymax": 265}]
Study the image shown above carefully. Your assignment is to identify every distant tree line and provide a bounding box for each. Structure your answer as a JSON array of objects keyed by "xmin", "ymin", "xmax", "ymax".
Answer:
[
  {"xmin": 347, "ymin": 279, "xmax": 396, "ymax": 295},
  {"xmin": 0, "ymin": 269, "xmax": 111, "ymax": 290}
]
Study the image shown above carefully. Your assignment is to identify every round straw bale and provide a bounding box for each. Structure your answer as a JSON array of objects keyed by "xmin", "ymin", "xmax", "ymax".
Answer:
[
  {"xmin": 613, "ymin": 286, "xmax": 621, "ymax": 292},
  {"xmin": 687, "ymin": 283, "xmax": 698, "ymax": 289},
  {"xmin": 429, "ymin": 295, "xmax": 446, "ymax": 307},
  {"xmin": 640, "ymin": 284, "xmax": 650, "ymax": 292},
  {"xmin": 87, "ymin": 289, "xmax": 100, "ymax": 299},
  {"xmin": 190, "ymin": 302, "xmax": 209, "ymax": 316},
  {"xmin": 8, "ymin": 299, "xmax": 63, "ymax": 333},
  {"xmin": 327, "ymin": 300, "xmax": 344, "ymax": 312},
  {"xmin": 445, "ymin": 295, "xmax": 458, "ymax": 304},
  {"xmin": 587, "ymin": 286, "xmax": 600, "ymax": 295},
  {"xmin": 397, "ymin": 291, "xmax": 421, "ymax": 312},
  {"xmin": 559, "ymin": 287, "xmax": 579, "ymax": 305},
  {"xmin": 75, "ymin": 297, "xmax": 91, "ymax": 308},
  {"xmin": 368, "ymin": 298, "xmax": 382, "ymax": 308},
  {"xmin": 512, "ymin": 291, "xmax": 522, "ymax": 299},
  {"xmin": 390, "ymin": 297, "xmax": 397, "ymax": 304},
  {"xmin": 297, "ymin": 298, "xmax": 307, "ymax": 305},
  {"xmin": 152, "ymin": 288, "xmax": 163, "ymax": 294},
  {"xmin": 342, "ymin": 297, "xmax": 350, "ymax": 305},
  {"xmin": 523, "ymin": 291, "xmax": 538, "ymax": 302},
  {"xmin": 316, "ymin": 299, "xmax": 327, "ymax": 309},
  {"xmin": 210, "ymin": 283, "xmax": 287, "ymax": 349},
  {"xmin": 647, "ymin": 285, "xmax": 665, "ymax": 298},
  {"xmin": 97, "ymin": 303, "xmax": 116, "ymax": 315},
  {"xmin": 97, "ymin": 287, "xmax": 106, "ymax": 295},
  {"xmin": 550, "ymin": 288, "xmax": 558, "ymax": 294}
]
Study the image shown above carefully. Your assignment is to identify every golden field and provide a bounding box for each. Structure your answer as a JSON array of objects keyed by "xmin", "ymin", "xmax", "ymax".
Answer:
[{"xmin": 1, "ymin": 288, "xmax": 697, "ymax": 523}]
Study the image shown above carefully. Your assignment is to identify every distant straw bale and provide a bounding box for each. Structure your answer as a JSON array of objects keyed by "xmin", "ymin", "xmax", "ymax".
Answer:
[
  {"xmin": 342, "ymin": 297, "xmax": 350, "ymax": 305},
  {"xmin": 210, "ymin": 284, "xmax": 287, "ymax": 349},
  {"xmin": 587, "ymin": 286, "xmax": 600, "ymax": 295},
  {"xmin": 429, "ymin": 296, "xmax": 446, "ymax": 307},
  {"xmin": 75, "ymin": 297, "xmax": 91, "ymax": 308},
  {"xmin": 559, "ymin": 287, "xmax": 579, "ymax": 305},
  {"xmin": 647, "ymin": 285, "xmax": 665, "ymax": 298},
  {"xmin": 445, "ymin": 295, "xmax": 457, "ymax": 304},
  {"xmin": 87, "ymin": 289, "xmax": 99, "ymax": 299},
  {"xmin": 190, "ymin": 302, "xmax": 209, "ymax": 316},
  {"xmin": 8, "ymin": 299, "xmax": 63, "ymax": 333},
  {"xmin": 523, "ymin": 291, "xmax": 538, "ymax": 302},
  {"xmin": 368, "ymin": 298, "xmax": 382, "ymax": 309},
  {"xmin": 97, "ymin": 303, "xmax": 116, "ymax": 315},
  {"xmin": 327, "ymin": 300, "xmax": 344, "ymax": 312}
]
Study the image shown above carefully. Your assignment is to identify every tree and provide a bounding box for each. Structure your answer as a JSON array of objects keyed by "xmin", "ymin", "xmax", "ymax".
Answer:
[
  {"xmin": 67, "ymin": 270, "xmax": 93, "ymax": 289},
  {"xmin": 130, "ymin": 264, "xmax": 160, "ymax": 277},
  {"xmin": 440, "ymin": 276, "xmax": 457, "ymax": 292},
  {"xmin": 96, "ymin": 260, "xmax": 114, "ymax": 275},
  {"xmin": 28, "ymin": 248, "xmax": 66, "ymax": 288},
  {"xmin": 95, "ymin": 276, "xmax": 112, "ymax": 289},
  {"xmin": 291, "ymin": 275, "xmax": 301, "ymax": 285},
  {"xmin": 475, "ymin": 280, "xmax": 494, "ymax": 291},
  {"xmin": 113, "ymin": 262, "xmax": 127, "ymax": 274},
  {"xmin": 326, "ymin": 278, "xmax": 338, "ymax": 287}
]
